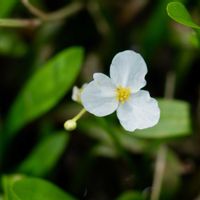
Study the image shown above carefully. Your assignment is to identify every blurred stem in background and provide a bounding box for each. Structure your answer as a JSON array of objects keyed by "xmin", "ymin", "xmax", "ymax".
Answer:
[
  {"xmin": 0, "ymin": 0, "xmax": 83, "ymax": 28},
  {"xmin": 96, "ymin": 117, "xmax": 135, "ymax": 172},
  {"xmin": 0, "ymin": 18, "xmax": 40, "ymax": 28},
  {"xmin": 21, "ymin": 0, "xmax": 83, "ymax": 22},
  {"xmin": 151, "ymin": 71, "xmax": 176, "ymax": 200},
  {"xmin": 151, "ymin": 145, "xmax": 167, "ymax": 200},
  {"xmin": 196, "ymin": 30, "xmax": 200, "ymax": 44},
  {"xmin": 87, "ymin": 0, "xmax": 110, "ymax": 37}
]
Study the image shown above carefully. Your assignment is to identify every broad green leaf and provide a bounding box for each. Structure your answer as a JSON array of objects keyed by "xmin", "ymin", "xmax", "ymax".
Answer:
[
  {"xmin": 2, "ymin": 175, "xmax": 24, "ymax": 200},
  {"xmin": 132, "ymin": 99, "xmax": 191, "ymax": 139},
  {"xmin": 3, "ymin": 176, "xmax": 76, "ymax": 200},
  {"xmin": 0, "ymin": 30, "xmax": 27, "ymax": 57},
  {"xmin": 4, "ymin": 46, "xmax": 84, "ymax": 137},
  {"xmin": 80, "ymin": 99, "xmax": 191, "ymax": 144},
  {"xmin": 79, "ymin": 118, "xmax": 149, "ymax": 154},
  {"xmin": 167, "ymin": 2, "xmax": 200, "ymax": 30},
  {"xmin": 0, "ymin": 0, "xmax": 17, "ymax": 18},
  {"xmin": 116, "ymin": 191, "xmax": 145, "ymax": 200},
  {"xmin": 18, "ymin": 131, "xmax": 69, "ymax": 177}
]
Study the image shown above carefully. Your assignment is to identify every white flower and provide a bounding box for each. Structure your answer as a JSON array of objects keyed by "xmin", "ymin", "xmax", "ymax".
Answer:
[{"xmin": 81, "ymin": 50, "xmax": 160, "ymax": 132}]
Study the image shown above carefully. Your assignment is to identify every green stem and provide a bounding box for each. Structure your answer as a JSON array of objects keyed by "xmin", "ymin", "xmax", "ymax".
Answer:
[
  {"xmin": 151, "ymin": 71, "xmax": 175, "ymax": 200},
  {"xmin": 0, "ymin": 19, "xmax": 40, "ymax": 28},
  {"xmin": 21, "ymin": 0, "xmax": 47, "ymax": 19},
  {"xmin": 0, "ymin": 2, "xmax": 83, "ymax": 28},
  {"xmin": 87, "ymin": 0, "xmax": 110, "ymax": 36},
  {"xmin": 22, "ymin": 0, "xmax": 83, "ymax": 21},
  {"xmin": 45, "ymin": 2, "xmax": 83, "ymax": 21},
  {"xmin": 164, "ymin": 71, "xmax": 175, "ymax": 99},
  {"xmin": 96, "ymin": 118, "xmax": 135, "ymax": 171},
  {"xmin": 72, "ymin": 108, "xmax": 86, "ymax": 122}
]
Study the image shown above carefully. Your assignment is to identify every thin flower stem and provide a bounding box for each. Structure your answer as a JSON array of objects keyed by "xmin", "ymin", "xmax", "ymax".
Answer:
[
  {"xmin": 164, "ymin": 71, "xmax": 175, "ymax": 99},
  {"xmin": 64, "ymin": 108, "xmax": 87, "ymax": 131},
  {"xmin": 150, "ymin": 145, "xmax": 167, "ymax": 200},
  {"xmin": 72, "ymin": 108, "xmax": 87, "ymax": 122},
  {"xmin": 21, "ymin": 0, "xmax": 47, "ymax": 19},
  {"xmin": 87, "ymin": 0, "xmax": 110, "ymax": 36},
  {"xmin": 97, "ymin": 118, "xmax": 135, "ymax": 172},
  {"xmin": 21, "ymin": 0, "xmax": 83, "ymax": 21},
  {"xmin": 0, "ymin": 1, "xmax": 82, "ymax": 28},
  {"xmin": 0, "ymin": 18, "xmax": 41, "ymax": 28},
  {"xmin": 150, "ymin": 71, "xmax": 176, "ymax": 200},
  {"xmin": 44, "ymin": 2, "xmax": 83, "ymax": 21}
]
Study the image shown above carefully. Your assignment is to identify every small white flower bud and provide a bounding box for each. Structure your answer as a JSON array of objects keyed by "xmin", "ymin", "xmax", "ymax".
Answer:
[
  {"xmin": 72, "ymin": 86, "xmax": 81, "ymax": 103},
  {"xmin": 72, "ymin": 84, "xmax": 88, "ymax": 104},
  {"xmin": 64, "ymin": 120, "xmax": 77, "ymax": 131}
]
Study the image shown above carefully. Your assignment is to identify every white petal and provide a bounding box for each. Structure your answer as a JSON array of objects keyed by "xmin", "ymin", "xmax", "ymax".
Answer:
[
  {"xmin": 116, "ymin": 90, "xmax": 160, "ymax": 131},
  {"xmin": 72, "ymin": 86, "xmax": 80, "ymax": 102},
  {"xmin": 81, "ymin": 73, "xmax": 118, "ymax": 117},
  {"xmin": 72, "ymin": 84, "xmax": 88, "ymax": 103},
  {"xmin": 110, "ymin": 50, "xmax": 147, "ymax": 93}
]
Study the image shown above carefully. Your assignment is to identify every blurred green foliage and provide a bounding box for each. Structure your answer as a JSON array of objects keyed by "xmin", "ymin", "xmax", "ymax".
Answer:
[
  {"xmin": 0, "ymin": 0, "xmax": 17, "ymax": 18},
  {"xmin": 0, "ymin": 47, "xmax": 83, "ymax": 159},
  {"xmin": 116, "ymin": 191, "xmax": 145, "ymax": 200},
  {"xmin": 0, "ymin": 30, "xmax": 27, "ymax": 57},
  {"xmin": 18, "ymin": 131, "xmax": 69, "ymax": 177},
  {"xmin": 3, "ymin": 175, "xmax": 76, "ymax": 200}
]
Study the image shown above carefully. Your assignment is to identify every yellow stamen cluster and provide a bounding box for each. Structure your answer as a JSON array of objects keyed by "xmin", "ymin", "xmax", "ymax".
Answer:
[{"xmin": 116, "ymin": 86, "xmax": 131, "ymax": 103}]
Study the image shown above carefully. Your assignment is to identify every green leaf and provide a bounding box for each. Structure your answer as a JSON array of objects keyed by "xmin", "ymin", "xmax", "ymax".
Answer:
[
  {"xmin": 0, "ymin": 0, "xmax": 17, "ymax": 18},
  {"xmin": 80, "ymin": 99, "xmax": 191, "ymax": 144},
  {"xmin": 2, "ymin": 175, "xmax": 21, "ymax": 200},
  {"xmin": 79, "ymin": 117, "xmax": 149, "ymax": 154},
  {"xmin": 132, "ymin": 99, "xmax": 191, "ymax": 139},
  {"xmin": 3, "ymin": 175, "xmax": 76, "ymax": 200},
  {"xmin": 167, "ymin": 2, "xmax": 200, "ymax": 30},
  {"xmin": 116, "ymin": 191, "xmax": 145, "ymax": 200},
  {"xmin": 18, "ymin": 131, "xmax": 69, "ymax": 177},
  {"xmin": 4, "ymin": 46, "xmax": 84, "ymax": 137}
]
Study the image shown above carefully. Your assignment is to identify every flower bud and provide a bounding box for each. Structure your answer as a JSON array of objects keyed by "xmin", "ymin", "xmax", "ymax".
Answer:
[{"xmin": 64, "ymin": 120, "xmax": 77, "ymax": 131}]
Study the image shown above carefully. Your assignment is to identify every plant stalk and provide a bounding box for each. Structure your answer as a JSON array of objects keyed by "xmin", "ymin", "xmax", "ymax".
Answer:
[{"xmin": 0, "ymin": 19, "xmax": 41, "ymax": 28}]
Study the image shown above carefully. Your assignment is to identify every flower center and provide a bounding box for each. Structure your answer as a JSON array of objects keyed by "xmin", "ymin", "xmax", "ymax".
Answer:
[{"xmin": 116, "ymin": 86, "xmax": 131, "ymax": 103}]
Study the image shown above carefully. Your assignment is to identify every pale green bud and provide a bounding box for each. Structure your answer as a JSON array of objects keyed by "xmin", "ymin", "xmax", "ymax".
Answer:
[{"xmin": 64, "ymin": 120, "xmax": 77, "ymax": 131}]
